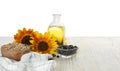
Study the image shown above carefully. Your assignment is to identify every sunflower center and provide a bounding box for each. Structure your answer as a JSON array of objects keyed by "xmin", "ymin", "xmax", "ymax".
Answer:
[
  {"xmin": 38, "ymin": 41, "xmax": 48, "ymax": 51},
  {"xmin": 21, "ymin": 35, "xmax": 32, "ymax": 45}
]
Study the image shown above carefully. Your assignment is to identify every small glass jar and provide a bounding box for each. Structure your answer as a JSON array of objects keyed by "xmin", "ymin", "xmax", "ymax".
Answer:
[{"xmin": 48, "ymin": 14, "xmax": 65, "ymax": 45}]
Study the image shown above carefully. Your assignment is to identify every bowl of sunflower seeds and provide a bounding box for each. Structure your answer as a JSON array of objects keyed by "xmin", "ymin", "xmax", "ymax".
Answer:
[{"xmin": 57, "ymin": 45, "xmax": 78, "ymax": 57}]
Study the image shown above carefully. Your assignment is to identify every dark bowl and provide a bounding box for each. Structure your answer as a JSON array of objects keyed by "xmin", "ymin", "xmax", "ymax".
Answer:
[{"xmin": 57, "ymin": 45, "xmax": 78, "ymax": 56}]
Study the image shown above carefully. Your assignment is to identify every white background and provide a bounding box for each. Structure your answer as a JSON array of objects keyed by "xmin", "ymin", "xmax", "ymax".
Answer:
[{"xmin": 0, "ymin": 0, "xmax": 120, "ymax": 37}]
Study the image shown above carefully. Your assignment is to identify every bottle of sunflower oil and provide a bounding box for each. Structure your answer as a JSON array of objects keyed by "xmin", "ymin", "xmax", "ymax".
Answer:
[{"xmin": 48, "ymin": 14, "xmax": 65, "ymax": 45}]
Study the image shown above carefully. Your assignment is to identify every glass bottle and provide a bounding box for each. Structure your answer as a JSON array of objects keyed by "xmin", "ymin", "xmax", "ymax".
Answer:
[{"xmin": 48, "ymin": 14, "xmax": 65, "ymax": 45}]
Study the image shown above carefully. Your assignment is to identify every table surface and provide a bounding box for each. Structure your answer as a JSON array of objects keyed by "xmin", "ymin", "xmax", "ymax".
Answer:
[{"xmin": 1, "ymin": 37, "xmax": 120, "ymax": 71}]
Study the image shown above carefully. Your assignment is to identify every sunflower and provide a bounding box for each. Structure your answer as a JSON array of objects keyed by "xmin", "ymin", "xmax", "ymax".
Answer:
[
  {"xmin": 31, "ymin": 32, "xmax": 58, "ymax": 54},
  {"xmin": 14, "ymin": 28, "xmax": 38, "ymax": 45}
]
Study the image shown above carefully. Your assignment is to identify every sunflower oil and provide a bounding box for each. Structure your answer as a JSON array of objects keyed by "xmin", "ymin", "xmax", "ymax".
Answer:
[
  {"xmin": 48, "ymin": 26, "xmax": 64, "ymax": 45},
  {"xmin": 48, "ymin": 14, "xmax": 65, "ymax": 45}
]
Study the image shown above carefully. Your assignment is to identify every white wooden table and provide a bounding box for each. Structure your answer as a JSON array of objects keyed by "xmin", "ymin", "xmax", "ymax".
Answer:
[
  {"xmin": 54, "ymin": 37, "xmax": 120, "ymax": 71},
  {"xmin": 1, "ymin": 37, "xmax": 120, "ymax": 71}
]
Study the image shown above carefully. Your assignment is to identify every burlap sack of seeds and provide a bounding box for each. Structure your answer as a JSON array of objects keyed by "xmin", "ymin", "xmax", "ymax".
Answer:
[{"xmin": 1, "ymin": 43, "xmax": 31, "ymax": 61}]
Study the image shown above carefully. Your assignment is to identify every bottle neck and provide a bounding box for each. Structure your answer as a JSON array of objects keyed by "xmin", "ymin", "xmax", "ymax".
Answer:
[
  {"xmin": 50, "ymin": 14, "xmax": 64, "ymax": 26},
  {"xmin": 53, "ymin": 14, "xmax": 61, "ymax": 23}
]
